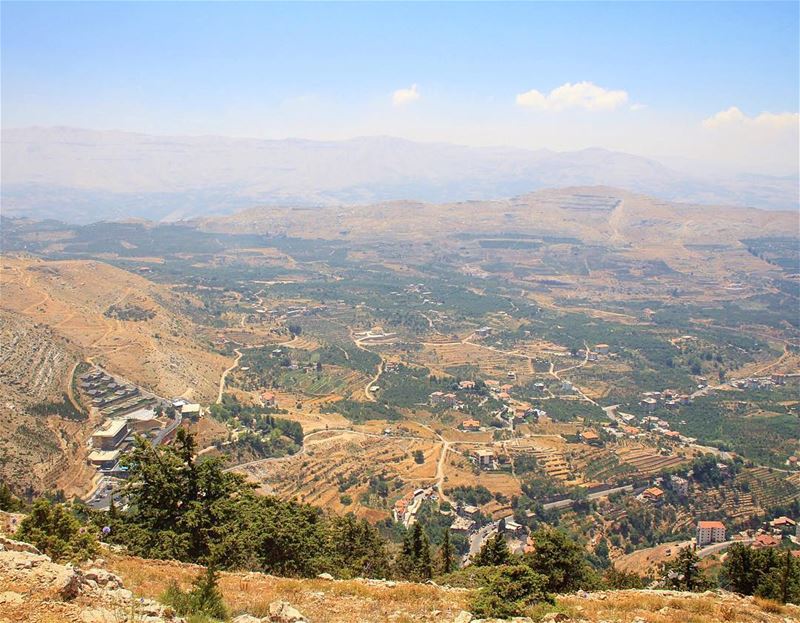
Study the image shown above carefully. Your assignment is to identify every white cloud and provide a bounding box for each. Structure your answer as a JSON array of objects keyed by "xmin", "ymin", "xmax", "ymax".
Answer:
[
  {"xmin": 515, "ymin": 81, "xmax": 629, "ymax": 112},
  {"xmin": 630, "ymin": 103, "xmax": 647, "ymax": 112},
  {"xmin": 392, "ymin": 84, "xmax": 420, "ymax": 107},
  {"xmin": 702, "ymin": 106, "xmax": 799, "ymax": 130}
]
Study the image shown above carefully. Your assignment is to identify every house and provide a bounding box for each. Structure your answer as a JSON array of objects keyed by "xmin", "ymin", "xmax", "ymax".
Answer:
[
  {"xmin": 561, "ymin": 381, "xmax": 573, "ymax": 392},
  {"xmin": 450, "ymin": 515, "xmax": 475, "ymax": 535},
  {"xmin": 460, "ymin": 419, "xmax": 481, "ymax": 432},
  {"xmin": 696, "ymin": 520, "xmax": 726, "ymax": 546},
  {"xmin": 502, "ymin": 519, "xmax": 526, "ymax": 537},
  {"xmin": 181, "ymin": 403, "xmax": 202, "ymax": 419},
  {"xmin": 643, "ymin": 486, "xmax": 664, "ymax": 503},
  {"xmin": 261, "ymin": 391, "xmax": 277, "ymax": 407},
  {"xmin": 459, "ymin": 380, "xmax": 476, "ymax": 390},
  {"xmin": 768, "ymin": 516, "xmax": 797, "ymax": 534},
  {"xmin": 430, "ymin": 392, "xmax": 458, "ymax": 407},
  {"xmin": 475, "ymin": 327, "xmax": 493, "ymax": 339},
  {"xmin": 752, "ymin": 533, "xmax": 781, "ymax": 549},
  {"xmin": 476, "ymin": 449, "xmax": 494, "ymax": 468},
  {"xmin": 91, "ymin": 419, "xmax": 129, "ymax": 450},
  {"xmin": 641, "ymin": 398, "xmax": 658, "ymax": 413},
  {"xmin": 460, "ymin": 505, "xmax": 481, "ymax": 519},
  {"xmin": 670, "ymin": 475, "xmax": 689, "ymax": 496},
  {"xmin": 595, "ymin": 344, "xmax": 609, "ymax": 355},
  {"xmin": 580, "ymin": 430, "xmax": 601, "ymax": 445},
  {"xmin": 87, "ymin": 449, "xmax": 120, "ymax": 469},
  {"xmin": 123, "ymin": 408, "xmax": 160, "ymax": 433}
]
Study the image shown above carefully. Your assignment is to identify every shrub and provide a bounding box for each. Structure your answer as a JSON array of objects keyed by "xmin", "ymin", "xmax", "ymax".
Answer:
[
  {"xmin": 15, "ymin": 499, "xmax": 97, "ymax": 562},
  {"xmin": 470, "ymin": 564, "xmax": 553, "ymax": 618},
  {"xmin": 160, "ymin": 567, "xmax": 228, "ymax": 621}
]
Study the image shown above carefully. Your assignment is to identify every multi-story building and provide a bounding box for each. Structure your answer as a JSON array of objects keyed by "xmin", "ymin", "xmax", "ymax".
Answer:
[{"xmin": 696, "ymin": 520, "xmax": 726, "ymax": 546}]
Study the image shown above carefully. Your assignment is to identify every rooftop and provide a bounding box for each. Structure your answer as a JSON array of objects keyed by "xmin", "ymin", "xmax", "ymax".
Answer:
[{"xmin": 92, "ymin": 419, "xmax": 128, "ymax": 438}]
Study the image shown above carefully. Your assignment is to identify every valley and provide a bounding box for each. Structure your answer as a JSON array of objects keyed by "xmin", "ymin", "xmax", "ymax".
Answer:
[{"xmin": 1, "ymin": 186, "xmax": 798, "ymax": 579}]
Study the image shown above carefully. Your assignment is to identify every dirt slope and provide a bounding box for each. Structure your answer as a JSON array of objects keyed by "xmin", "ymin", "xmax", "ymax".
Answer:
[
  {"xmin": 0, "ymin": 310, "xmax": 98, "ymax": 496},
  {"xmin": 0, "ymin": 256, "xmax": 232, "ymax": 403}
]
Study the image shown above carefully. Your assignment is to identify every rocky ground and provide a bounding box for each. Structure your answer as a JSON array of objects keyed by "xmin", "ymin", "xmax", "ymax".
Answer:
[{"xmin": 1, "ymin": 535, "xmax": 798, "ymax": 623}]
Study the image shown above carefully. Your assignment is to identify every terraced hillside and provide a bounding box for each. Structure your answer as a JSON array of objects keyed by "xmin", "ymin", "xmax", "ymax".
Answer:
[
  {"xmin": 0, "ymin": 256, "xmax": 232, "ymax": 403},
  {"xmin": 0, "ymin": 310, "xmax": 97, "ymax": 496}
]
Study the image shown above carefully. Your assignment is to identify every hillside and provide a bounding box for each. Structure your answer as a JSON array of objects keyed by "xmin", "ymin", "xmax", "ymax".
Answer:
[
  {"xmin": 0, "ymin": 310, "xmax": 96, "ymax": 496},
  {"xmin": 0, "ymin": 256, "xmax": 232, "ymax": 403},
  {"xmin": 201, "ymin": 186, "xmax": 796, "ymax": 276},
  {"xmin": 2, "ymin": 127, "xmax": 797, "ymax": 222},
  {"xmin": 3, "ymin": 539, "xmax": 797, "ymax": 623}
]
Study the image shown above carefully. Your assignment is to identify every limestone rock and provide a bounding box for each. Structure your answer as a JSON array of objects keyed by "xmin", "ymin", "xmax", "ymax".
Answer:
[
  {"xmin": 268, "ymin": 600, "xmax": 308, "ymax": 623},
  {"xmin": 0, "ymin": 536, "xmax": 41, "ymax": 555}
]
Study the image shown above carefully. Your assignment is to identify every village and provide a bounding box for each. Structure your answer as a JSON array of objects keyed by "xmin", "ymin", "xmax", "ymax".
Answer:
[{"xmin": 79, "ymin": 367, "xmax": 203, "ymax": 510}]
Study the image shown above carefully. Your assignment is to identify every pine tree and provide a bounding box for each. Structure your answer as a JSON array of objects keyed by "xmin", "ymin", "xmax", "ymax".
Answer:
[
  {"xmin": 662, "ymin": 545, "xmax": 708, "ymax": 592},
  {"xmin": 418, "ymin": 531, "xmax": 433, "ymax": 580},
  {"xmin": 473, "ymin": 532, "xmax": 511, "ymax": 567},
  {"xmin": 440, "ymin": 528, "xmax": 456, "ymax": 574},
  {"xmin": 189, "ymin": 566, "xmax": 227, "ymax": 619}
]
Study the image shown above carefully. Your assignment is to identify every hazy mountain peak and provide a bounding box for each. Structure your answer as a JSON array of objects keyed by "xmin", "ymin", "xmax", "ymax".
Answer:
[{"xmin": 1, "ymin": 126, "xmax": 796, "ymax": 223}]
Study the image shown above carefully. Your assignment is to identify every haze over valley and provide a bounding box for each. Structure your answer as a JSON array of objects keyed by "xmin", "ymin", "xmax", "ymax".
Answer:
[
  {"xmin": 1, "ymin": 2, "xmax": 798, "ymax": 622},
  {"xmin": 3, "ymin": 126, "xmax": 798, "ymax": 222}
]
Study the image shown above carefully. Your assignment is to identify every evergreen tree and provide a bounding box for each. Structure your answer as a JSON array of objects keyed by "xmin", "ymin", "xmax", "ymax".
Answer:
[
  {"xmin": 0, "ymin": 481, "xmax": 23, "ymax": 512},
  {"xmin": 523, "ymin": 527, "xmax": 592, "ymax": 592},
  {"xmin": 662, "ymin": 546, "xmax": 708, "ymax": 592},
  {"xmin": 722, "ymin": 544, "xmax": 800, "ymax": 603},
  {"xmin": 16, "ymin": 499, "xmax": 97, "ymax": 562},
  {"xmin": 189, "ymin": 566, "xmax": 228, "ymax": 620},
  {"xmin": 471, "ymin": 565, "xmax": 553, "ymax": 618},
  {"xmin": 439, "ymin": 528, "xmax": 456, "ymax": 574},
  {"xmin": 398, "ymin": 523, "xmax": 433, "ymax": 580},
  {"xmin": 473, "ymin": 532, "xmax": 512, "ymax": 567}
]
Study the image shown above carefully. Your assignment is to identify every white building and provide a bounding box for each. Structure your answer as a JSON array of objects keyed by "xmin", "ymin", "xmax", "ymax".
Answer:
[{"xmin": 696, "ymin": 520, "xmax": 726, "ymax": 546}]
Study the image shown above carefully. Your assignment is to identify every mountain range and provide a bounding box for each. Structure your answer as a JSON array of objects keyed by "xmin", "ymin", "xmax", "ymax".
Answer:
[{"xmin": 2, "ymin": 126, "xmax": 797, "ymax": 222}]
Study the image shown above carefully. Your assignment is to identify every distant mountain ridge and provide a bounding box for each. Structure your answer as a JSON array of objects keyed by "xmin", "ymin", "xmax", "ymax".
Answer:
[{"xmin": 1, "ymin": 126, "xmax": 797, "ymax": 222}]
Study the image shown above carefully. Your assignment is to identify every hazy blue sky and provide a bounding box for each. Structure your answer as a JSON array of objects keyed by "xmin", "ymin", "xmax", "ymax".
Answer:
[{"xmin": 2, "ymin": 1, "xmax": 798, "ymax": 174}]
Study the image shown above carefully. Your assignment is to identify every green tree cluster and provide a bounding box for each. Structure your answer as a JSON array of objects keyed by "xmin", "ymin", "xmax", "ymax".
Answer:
[
  {"xmin": 723, "ymin": 544, "xmax": 800, "ymax": 604},
  {"xmin": 100, "ymin": 430, "xmax": 390, "ymax": 579},
  {"xmin": 397, "ymin": 523, "xmax": 433, "ymax": 581},
  {"xmin": 15, "ymin": 499, "xmax": 98, "ymax": 562}
]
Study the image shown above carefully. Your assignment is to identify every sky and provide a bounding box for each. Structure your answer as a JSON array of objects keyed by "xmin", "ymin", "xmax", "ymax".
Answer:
[{"xmin": 2, "ymin": 1, "xmax": 798, "ymax": 175}]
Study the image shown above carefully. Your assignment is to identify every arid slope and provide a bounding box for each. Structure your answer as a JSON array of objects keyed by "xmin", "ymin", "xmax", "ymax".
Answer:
[{"xmin": 0, "ymin": 256, "xmax": 232, "ymax": 403}]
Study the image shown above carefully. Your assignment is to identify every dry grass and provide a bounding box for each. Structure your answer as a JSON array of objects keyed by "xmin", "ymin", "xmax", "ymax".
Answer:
[
  {"xmin": 96, "ymin": 553, "xmax": 800, "ymax": 623},
  {"xmin": 105, "ymin": 554, "xmax": 471, "ymax": 623},
  {"xmin": 559, "ymin": 590, "xmax": 800, "ymax": 623}
]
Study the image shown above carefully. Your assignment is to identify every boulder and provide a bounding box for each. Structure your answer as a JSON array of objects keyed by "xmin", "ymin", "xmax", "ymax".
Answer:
[
  {"xmin": 83, "ymin": 568, "xmax": 123, "ymax": 589},
  {"xmin": 268, "ymin": 600, "xmax": 308, "ymax": 623},
  {"xmin": 453, "ymin": 611, "xmax": 472, "ymax": 623},
  {"xmin": 232, "ymin": 615, "xmax": 262, "ymax": 623},
  {"xmin": 0, "ymin": 536, "xmax": 41, "ymax": 555},
  {"xmin": 317, "ymin": 572, "xmax": 334, "ymax": 581}
]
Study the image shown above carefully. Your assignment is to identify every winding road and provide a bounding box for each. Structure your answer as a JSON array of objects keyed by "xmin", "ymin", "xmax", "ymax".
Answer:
[{"xmin": 216, "ymin": 348, "xmax": 243, "ymax": 404}]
